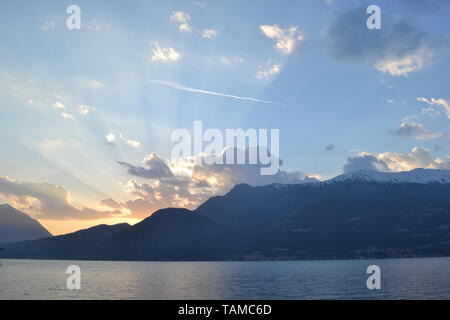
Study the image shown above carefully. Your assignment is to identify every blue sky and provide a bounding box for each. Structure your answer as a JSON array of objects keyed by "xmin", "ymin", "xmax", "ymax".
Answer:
[{"xmin": 0, "ymin": 0, "xmax": 449, "ymax": 234}]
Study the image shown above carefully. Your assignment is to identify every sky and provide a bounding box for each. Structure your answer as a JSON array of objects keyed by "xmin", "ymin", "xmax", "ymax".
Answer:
[{"xmin": 0, "ymin": 0, "xmax": 449, "ymax": 235}]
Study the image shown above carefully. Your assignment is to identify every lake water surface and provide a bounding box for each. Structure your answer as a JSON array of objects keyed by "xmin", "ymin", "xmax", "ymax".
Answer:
[{"xmin": 1, "ymin": 257, "xmax": 450, "ymax": 299}]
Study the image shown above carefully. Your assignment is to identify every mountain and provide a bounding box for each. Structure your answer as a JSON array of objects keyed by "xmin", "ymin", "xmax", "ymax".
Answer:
[
  {"xmin": 0, "ymin": 223, "xmax": 131, "ymax": 260},
  {"xmin": 195, "ymin": 183, "xmax": 322, "ymax": 233},
  {"xmin": 195, "ymin": 169, "xmax": 450, "ymax": 259},
  {"xmin": 0, "ymin": 204, "xmax": 52, "ymax": 244},
  {"xmin": 1, "ymin": 169, "xmax": 449, "ymax": 261},
  {"xmin": 99, "ymin": 208, "xmax": 239, "ymax": 260},
  {"xmin": 265, "ymin": 182, "xmax": 450, "ymax": 259},
  {"xmin": 0, "ymin": 208, "xmax": 238, "ymax": 261}
]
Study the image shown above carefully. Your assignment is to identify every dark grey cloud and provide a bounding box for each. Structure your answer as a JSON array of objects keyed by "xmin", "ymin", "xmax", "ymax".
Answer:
[
  {"xmin": 390, "ymin": 122, "xmax": 444, "ymax": 140},
  {"xmin": 343, "ymin": 154, "xmax": 390, "ymax": 173},
  {"xmin": 324, "ymin": 6, "xmax": 446, "ymax": 75},
  {"xmin": 117, "ymin": 152, "xmax": 174, "ymax": 180}
]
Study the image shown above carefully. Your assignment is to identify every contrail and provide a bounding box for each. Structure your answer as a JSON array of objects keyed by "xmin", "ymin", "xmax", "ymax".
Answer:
[{"xmin": 149, "ymin": 80, "xmax": 286, "ymax": 107}]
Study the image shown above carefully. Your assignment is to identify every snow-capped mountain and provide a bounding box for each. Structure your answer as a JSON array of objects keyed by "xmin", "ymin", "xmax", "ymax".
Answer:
[{"xmin": 325, "ymin": 168, "xmax": 450, "ymax": 184}]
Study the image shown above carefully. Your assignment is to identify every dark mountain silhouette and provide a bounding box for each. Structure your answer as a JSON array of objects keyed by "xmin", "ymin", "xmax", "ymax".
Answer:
[
  {"xmin": 0, "ymin": 204, "xmax": 52, "ymax": 243},
  {"xmin": 0, "ymin": 223, "xmax": 130, "ymax": 260},
  {"xmin": 264, "ymin": 182, "xmax": 450, "ymax": 259},
  {"xmin": 99, "ymin": 208, "xmax": 239, "ymax": 260},
  {"xmin": 1, "ymin": 169, "xmax": 450, "ymax": 261}
]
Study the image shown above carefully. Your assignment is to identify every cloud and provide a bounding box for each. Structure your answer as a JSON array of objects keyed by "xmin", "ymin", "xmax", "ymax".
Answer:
[
  {"xmin": 105, "ymin": 133, "xmax": 141, "ymax": 148},
  {"xmin": 150, "ymin": 42, "xmax": 181, "ymax": 62},
  {"xmin": 325, "ymin": 144, "xmax": 335, "ymax": 151},
  {"xmin": 99, "ymin": 198, "xmax": 122, "ymax": 210},
  {"xmin": 220, "ymin": 56, "xmax": 245, "ymax": 65},
  {"xmin": 149, "ymin": 80, "xmax": 286, "ymax": 106},
  {"xmin": 344, "ymin": 154, "xmax": 390, "ymax": 173},
  {"xmin": 390, "ymin": 122, "xmax": 445, "ymax": 140},
  {"xmin": 125, "ymin": 139, "xmax": 141, "ymax": 148},
  {"xmin": 54, "ymin": 102, "xmax": 66, "ymax": 109},
  {"xmin": 193, "ymin": 1, "xmax": 206, "ymax": 7},
  {"xmin": 260, "ymin": 25, "xmax": 305, "ymax": 54},
  {"xmin": 0, "ymin": 176, "xmax": 118, "ymax": 220},
  {"xmin": 76, "ymin": 77, "xmax": 103, "ymax": 88},
  {"xmin": 40, "ymin": 21, "xmax": 55, "ymax": 31},
  {"xmin": 117, "ymin": 153, "xmax": 175, "ymax": 180},
  {"xmin": 78, "ymin": 105, "xmax": 93, "ymax": 115},
  {"xmin": 375, "ymin": 51, "xmax": 430, "ymax": 76},
  {"xmin": 344, "ymin": 147, "xmax": 450, "ymax": 173},
  {"xmin": 257, "ymin": 64, "xmax": 282, "ymax": 79},
  {"xmin": 325, "ymin": 7, "xmax": 447, "ymax": 76},
  {"xmin": 378, "ymin": 147, "xmax": 442, "ymax": 171},
  {"xmin": 105, "ymin": 133, "xmax": 116, "ymax": 145},
  {"xmin": 170, "ymin": 11, "xmax": 192, "ymax": 32},
  {"xmin": 61, "ymin": 112, "xmax": 75, "ymax": 120},
  {"xmin": 202, "ymin": 29, "xmax": 218, "ymax": 39},
  {"xmin": 418, "ymin": 97, "xmax": 450, "ymax": 119},
  {"xmin": 85, "ymin": 19, "xmax": 102, "ymax": 32},
  {"xmin": 114, "ymin": 148, "xmax": 317, "ymax": 218}
]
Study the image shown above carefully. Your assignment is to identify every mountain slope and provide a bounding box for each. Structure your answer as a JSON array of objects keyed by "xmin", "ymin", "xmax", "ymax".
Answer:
[
  {"xmin": 0, "ymin": 204, "xmax": 52, "ymax": 243},
  {"xmin": 0, "ymin": 209, "xmax": 238, "ymax": 261},
  {"xmin": 195, "ymin": 183, "xmax": 322, "ymax": 233},
  {"xmin": 0, "ymin": 223, "xmax": 131, "ymax": 259},
  {"xmin": 265, "ymin": 182, "xmax": 450, "ymax": 259},
  {"xmin": 100, "ymin": 208, "xmax": 239, "ymax": 260}
]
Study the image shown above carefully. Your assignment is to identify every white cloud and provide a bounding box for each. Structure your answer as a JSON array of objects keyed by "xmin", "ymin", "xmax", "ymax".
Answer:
[
  {"xmin": 40, "ymin": 21, "xmax": 55, "ymax": 31},
  {"xmin": 202, "ymin": 29, "xmax": 218, "ymax": 39},
  {"xmin": 345, "ymin": 147, "xmax": 450, "ymax": 173},
  {"xmin": 78, "ymin": 105, "xmax": 93, "ymax": 115},
  {"xmin": 76, "ymin": 77, "xmax": 104, "ymax": 88},
  {"xmin": 418, "ymin": 97, "xmax": 450, "ymax": 119},
  {"xmin": 375, "ymin": 51, "xmax": 430, "ymax": 76},
  {"xmin": 61, "ymin": 112, "xmax": 75, "ymax": 120},
  {"xmin": 125, "ymin": 139, "xmax": 141, "ymax": 148},
  {"xmin": 105, "ymin": 133, "xmax": 116, "ymax": 145},
  {"xmin": 220, "ymin": 56, "xmax": 245, "ymax": 65},
  {"xmin": 170, "ymin": 11, "xmax": 192, "ymax": 32},
  {"xmin": 257, "ymin": 64, "xmax": 282, "ymax": 79},
  {"xmin": 193, "ymin": 1, "xmax": 206, "ymax": 7},
  {"xmin": 260, "ymin": 24, "xmax": 305, "ymax": 54},
  {"xmin": 150, "ymin": 42, "xmax": 181, "ymax": 62},
  {"xmin": 54, "ymin": 102, "xmax": 66, "ymax": 109},
  {"xmin": 86, "ymin": 20, "xmax": 102, "ymax": 32}
]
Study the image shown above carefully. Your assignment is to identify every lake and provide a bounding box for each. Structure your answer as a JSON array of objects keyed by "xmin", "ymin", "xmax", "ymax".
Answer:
[{"xmin": 1, "ymin": 257, "xmax": 450, "ymax": 299}]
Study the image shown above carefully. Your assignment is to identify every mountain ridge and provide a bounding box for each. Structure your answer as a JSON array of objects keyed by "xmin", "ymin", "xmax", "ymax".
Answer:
[
  {"xmin": 0, "ymin": 204, "xmax": 52, "ymax": 244},
  {"xmin": 1, "ymin": 168, "xmax": 450, "ymax": 260}
]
